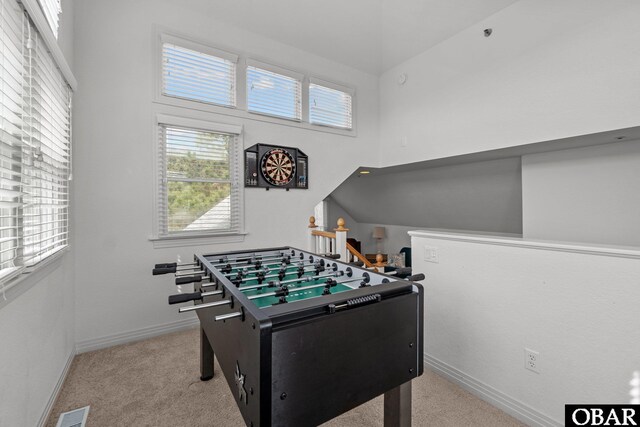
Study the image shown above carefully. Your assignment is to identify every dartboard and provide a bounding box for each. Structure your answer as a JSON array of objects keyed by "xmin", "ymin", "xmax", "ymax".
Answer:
[{"xmin": 260, "ymin": 148, "xmax": 296, "ymax": 186}]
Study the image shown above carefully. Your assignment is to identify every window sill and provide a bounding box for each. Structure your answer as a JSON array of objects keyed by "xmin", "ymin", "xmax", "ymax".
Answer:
[
  {"xmin": 0, "ymin": 246, "xmax": 70, "ymax": 310},
  {"xmin": 149, "ymin": 232, "xmax": 246, "ymax": 249},
  {"xmin": 153, "ymin": 96, "xmax": 357, "ymax": 138}
]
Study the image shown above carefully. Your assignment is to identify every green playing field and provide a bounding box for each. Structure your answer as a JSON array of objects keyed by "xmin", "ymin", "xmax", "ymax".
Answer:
[{"xmin": 236, "ymin": 270, "xmax": 354, "ymax": 308}]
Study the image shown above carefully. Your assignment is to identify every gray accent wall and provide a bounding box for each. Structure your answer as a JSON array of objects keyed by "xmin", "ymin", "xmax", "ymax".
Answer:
[
  {"xmin": 330, "ymin": 157, "xmax": 523, "ymax": 235},
  {"xmin": 522, "ymin": 139, "xmax": 640, "ymax": 247}
]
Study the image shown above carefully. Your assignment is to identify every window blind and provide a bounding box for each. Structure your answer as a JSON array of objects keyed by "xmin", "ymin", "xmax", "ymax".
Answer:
[
  {"xmin": 158, "ymin": 124, "xmax": 241, "ymax": 236},
  {"xmin": 0, "ymin": 0, "xmax": 71, "ymax": 288},
  {"xmin": 247, "ymin": 64, "xmax": 301, "ymax": 121},
  {"xmin": 22, "ymin": 14, "xmax": 71, "ymax": 266},
  {"xmin": 162, "ymin": 42, "xmax": 236, "ymax": 108},
  {"xmin": 309, "ymin": 81, "xmax": 353, "ymax": 130},
  {"xmin": 0, "ymin": 0, "xmax": 26, "ymax": 282},
  {"xmin": 37, "ymin": 0, "xmax": 60, "ymax": 38}
]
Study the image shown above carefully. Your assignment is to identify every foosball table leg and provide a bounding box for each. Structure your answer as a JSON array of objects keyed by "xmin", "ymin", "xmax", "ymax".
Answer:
[
  {"xmin": 383, "ymin": 381, "xmax": 412, "ymax": 427},
  {"xmin": 200, "ymin": 327, "xmax": 214, "ymax": 381}
]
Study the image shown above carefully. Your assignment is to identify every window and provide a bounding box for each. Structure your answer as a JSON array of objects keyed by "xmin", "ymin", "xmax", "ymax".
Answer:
[
  {"xmin": 309, "ymin": 79, "xmax": 353, "ymax": 130},
  {"xmin": 161, "ymin": 37, "xmax": 237, "ymax": 108},
  {"xmin": 157, "ymin": 117, "xmax": 242, "ymax": 237},
  {"xmin": 157, "ymin": 32, "xmax": 355, "ymax": 135},
  {"xmin": 37, "ymin": 0, "xmax": 61, "ymax": 38},
  {"xmin": 0, "ymin": 0, "xmax": 72, "ymax": 286},
  {"xmin": 247, "ymin": 60, "xmax": 302, "ymax": 121}
]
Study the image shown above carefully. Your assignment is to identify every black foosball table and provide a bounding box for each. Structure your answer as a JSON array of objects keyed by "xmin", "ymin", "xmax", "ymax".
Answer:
[{"xmin": 153, "ymin": 247, "xmax": 424, "ymax": 427}]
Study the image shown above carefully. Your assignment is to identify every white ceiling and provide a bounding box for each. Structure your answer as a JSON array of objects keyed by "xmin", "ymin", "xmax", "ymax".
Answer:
[{"xmin": 188, "ymin": 0, "xmax": 518, "ymax": 74}]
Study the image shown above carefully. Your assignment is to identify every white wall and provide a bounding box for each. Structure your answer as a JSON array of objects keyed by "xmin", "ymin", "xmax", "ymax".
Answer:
[
  {"xmin": 0, "ymin": 262, "xmax": 75, "ymax": 427},
  {"xmin": 72, "ymin": 0, "xmax": 379, "ymax": 346},
  {"xmin": 411, "ymin": 230, "xmax": 640, "ymax": 426},
  {"xmin": 0, "ymin": 1, "xmax": 76, "ymax": 425},
  {"xmin": 379, "ymin": 0, "xmax": 640, "ymax": 167},
  {"xmin": 522, "ymin": 140, "xmax": 640, "ymax": 247}
]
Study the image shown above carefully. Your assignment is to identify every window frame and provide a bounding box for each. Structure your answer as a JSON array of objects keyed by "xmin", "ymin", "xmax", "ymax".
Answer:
[
  {"xmin": 151, "ymin": 113, "xmax": 245, "ymax": 247},
  {"xmin": 0, "ymin": 0, "xmax": 75, "ymax": 299},
  {"xmin": 159, "ymin": 33, "xmax": 239, "ymax": 109},
  {"xmin": 245, "ymin": 58, "xmax": 303, "ymax": 122},
  {"xmin": 308, "ymin": 77, "xmax": 355, "ymax": 130},
  {"xmin": 153, "ymin": 28, "xmax": 357, "ymax": 138}
]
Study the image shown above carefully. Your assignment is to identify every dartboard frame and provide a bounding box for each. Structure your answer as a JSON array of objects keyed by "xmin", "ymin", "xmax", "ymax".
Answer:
[{"xmin": 244, "ymin": 144, "xmax": 308, "ymax": 190}]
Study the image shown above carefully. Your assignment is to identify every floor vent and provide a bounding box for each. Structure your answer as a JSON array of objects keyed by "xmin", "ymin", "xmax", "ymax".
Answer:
[{"xmin": 55, "ymin": 406, "xmax": 89, "ymax": 427}]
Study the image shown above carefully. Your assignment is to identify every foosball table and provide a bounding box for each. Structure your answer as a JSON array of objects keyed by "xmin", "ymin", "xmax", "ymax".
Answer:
[{"xmin": 153, "ymin": 247, "xmax": 424, "ymax": 427}]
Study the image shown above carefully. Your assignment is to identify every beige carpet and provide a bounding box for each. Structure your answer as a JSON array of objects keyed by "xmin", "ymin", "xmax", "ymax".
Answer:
[{"xmin": 47, "ymin": 329, "xmax": 524, "ymax": 426}]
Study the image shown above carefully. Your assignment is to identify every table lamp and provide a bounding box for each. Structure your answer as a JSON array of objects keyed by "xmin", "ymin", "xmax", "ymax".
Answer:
[{"xmin": 372, "ymin": 226, "xmax": 386, "ymax": 254}]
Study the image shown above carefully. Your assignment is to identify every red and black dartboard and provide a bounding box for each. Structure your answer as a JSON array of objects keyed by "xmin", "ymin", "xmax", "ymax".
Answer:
[{"xmin": 260, "ymin": 148, "xmax": 296, "ymax": 186}]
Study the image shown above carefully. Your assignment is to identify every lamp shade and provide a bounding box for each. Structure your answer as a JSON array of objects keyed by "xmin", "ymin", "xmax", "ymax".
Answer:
[{"xmin": 372, "ymin": 226, "xmax": 386, "ymax": 239}]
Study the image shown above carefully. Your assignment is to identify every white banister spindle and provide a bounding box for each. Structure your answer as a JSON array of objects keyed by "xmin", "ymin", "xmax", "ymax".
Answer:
[
  {"xmin": 308, "ymin": 216, "xmax": 317, "ymax": 252},
  {"xmin": 334, "ymin": 218, "xmax": 348, "ymax": 262}
]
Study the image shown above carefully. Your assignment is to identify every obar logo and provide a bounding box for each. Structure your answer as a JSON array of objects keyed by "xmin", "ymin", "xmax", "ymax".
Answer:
[{"xmin": 566, "ymin": 405, "xmax": 639, "ymax": 426}]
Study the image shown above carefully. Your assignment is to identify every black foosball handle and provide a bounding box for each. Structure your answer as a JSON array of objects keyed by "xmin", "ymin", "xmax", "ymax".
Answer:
[
  {"xmin": 153, "ymin": 266, "xmax": 177, "ymax": 275},
  {"xmin": 390, "ymin": 267, "xmax": 413, "ymax": 278},
  {"xmin": 406, "ymin": 273, "xmax": 425, "ymax": 282},
  {"xmin": 155, "ymin": 262, "xmax": 177, "ymax": 269},
  {"xmin": 168, "ymin": 292, "xmax": 201, "ymax": 305},
  {"xmin": 349, "ymin": 261, "xmax": 364, "ymax": 267},
  {"xmin": 176, "ymin": 275, "xmax": 202, "ymax": 285},
  {"xmin": 324, "ymin": 253, "xmax": 340, "ymax": 259}
]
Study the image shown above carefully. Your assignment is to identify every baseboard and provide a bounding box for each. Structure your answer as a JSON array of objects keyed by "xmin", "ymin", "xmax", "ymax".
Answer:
[
  {"xmin": 75, "ymin": 317, "xmax": 199, "ymax": 354},
  {"xmin": 424, "ymin": 354, "xmax": 562, "ymax": 427},
  {"xmin": 38, "ymin": 348, "xmax": 76, "ymax": 427}
]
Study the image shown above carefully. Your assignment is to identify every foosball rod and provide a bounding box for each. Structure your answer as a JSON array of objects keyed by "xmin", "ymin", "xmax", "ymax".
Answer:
[
  {"xmin": 216, "ymin": 257, "xmax": 294, "ymax": 274},
  {"xmin": 209, "ymin": 250, "xmax": 292, "ymax": 264},
  {"xmin": 246, "ymin": 274, "xmax": 365, "ymax": 301},
  {"xmin": 222, "ymin": 259, "xmax": 323, "ymax": 278},
  {"xmin": 233, "ymin": 266, "xmax": 324, "ymax": 285},
  {"xmin": 212, "ymin": 254, "xmax": 291, "ymax": 268},
  {"xmin": 225, "ymin": 261, "xmax": 324, "ymax": 281},
  {"xmin": 239, "ymin": 270, "xmax": 344, "ymax": 292},
  {"xmin": 178, "ymin": 298, "xmax": 232, "ymax": 313}
]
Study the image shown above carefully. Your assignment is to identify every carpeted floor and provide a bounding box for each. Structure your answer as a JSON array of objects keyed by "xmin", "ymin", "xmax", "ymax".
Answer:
[{"xmin": 47, "ymin": 329, "xmax": 524, "ymax": 426}]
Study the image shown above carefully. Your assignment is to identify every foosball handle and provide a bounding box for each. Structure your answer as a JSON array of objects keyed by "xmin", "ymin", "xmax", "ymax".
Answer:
[
  {"xmin": 168, "ymin": 292, "xmax": 201, "ymax": 305},
  {"xmin": 176, "ymin": 275, "xmax": 202, "ymax": 285},
  {"xmin": 406, "ymin": 273, "xmax": 425, "ymax": 282},
  {"xmin": 325, "ymin": 254, "xmax": 340, "ymax": 260},
  {"xmin": 392, "ymin": 267, "xmax": 412, "ymax": 277},
  {"xmin": 155, "ymin": 262, "xmax": 177, "ymax": 269},
  {"xmin": 153, "ymin": 266, "xmax": 177, "ymax": 275},
  {"xmin": 349, "ymin": 261, "xmax": 364, "ymax": 267}
]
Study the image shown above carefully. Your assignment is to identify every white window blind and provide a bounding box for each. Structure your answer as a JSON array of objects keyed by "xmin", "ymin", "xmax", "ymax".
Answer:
[
  {"xmin": 0, "ymin": 0, "xmax": 71, "ymax": 287},
  {"xmin": 158, "ymin": 123, "xmax": 241, "ymax": 236},
  {"xmin": 162, "ymin": 41, "xmax": 237, "ymax": 108},
  {"xmin": 247, "ymin": 62, "xmax": 301, "ymax": 121},
  {"xmin": 37, "ymin": 0, "xmax": 60, "ymax": 38},
  {"xmin": 0, "ymin": 0, "xmax": 26, "ymax": 283},
  {"xmin": 309, "ymin": 80, "xmax": 353, "ymax": 130},
  {"xmin": 22, "ymin": 12, "xmax": 71, "ymax": 266}
]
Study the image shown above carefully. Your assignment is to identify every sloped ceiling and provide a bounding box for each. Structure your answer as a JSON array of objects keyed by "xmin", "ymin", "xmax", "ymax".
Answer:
[{"xmin": 182, "ymin": 0, "xmax": 518, "ymax": 74}]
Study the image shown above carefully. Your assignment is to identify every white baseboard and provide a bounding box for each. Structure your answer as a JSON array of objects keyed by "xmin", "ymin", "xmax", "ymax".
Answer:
[
  {"xmin": 38, "ymin": 349, "xmax": 76, "ymax": 427},
  {"xmin": 75, "ymin": 317, "xmax": 199, "ymax": 354},
  {"xmin": 424, "ymin": 354, "xmax": 562, "ymax": 427}
]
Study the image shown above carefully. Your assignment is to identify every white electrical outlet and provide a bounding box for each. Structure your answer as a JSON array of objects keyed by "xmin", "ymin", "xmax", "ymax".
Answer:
[
  {"xmin": 524, "ymin": 348, "xmax": 540, "ymax": 373},
  {"xmin": 424, "ymin": 246, "xmax": 439, "ymax": 263}
]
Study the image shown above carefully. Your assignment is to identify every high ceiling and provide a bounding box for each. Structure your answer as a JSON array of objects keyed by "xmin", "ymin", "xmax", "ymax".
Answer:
[{"xmin": 187, "ymin": 0, "xmax": 518, "ymax": 74}]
